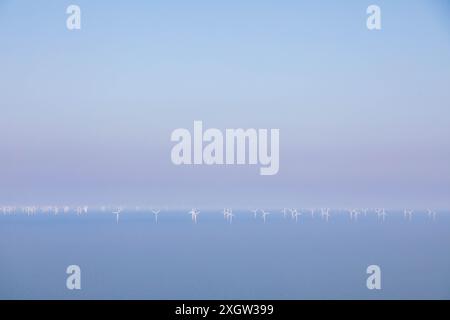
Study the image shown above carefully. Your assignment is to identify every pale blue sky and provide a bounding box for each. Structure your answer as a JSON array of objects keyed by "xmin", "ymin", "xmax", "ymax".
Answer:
[{"xmin": 0, "ymin": 0, "xmax": 449, "ymax": 207}]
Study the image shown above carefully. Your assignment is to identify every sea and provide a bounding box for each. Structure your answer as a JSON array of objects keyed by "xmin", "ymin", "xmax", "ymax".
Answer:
[{"xmin": 0, "ymin": 209, "xmax": 449, "ymax": 299}]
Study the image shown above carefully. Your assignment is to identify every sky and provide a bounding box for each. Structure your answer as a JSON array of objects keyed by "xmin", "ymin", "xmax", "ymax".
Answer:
[{"xmin": 0, "ymin": 0, "xmax": 449, "ymax": 208}]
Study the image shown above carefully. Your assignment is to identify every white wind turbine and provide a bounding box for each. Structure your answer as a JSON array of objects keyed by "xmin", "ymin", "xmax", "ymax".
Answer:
[
  {"xmin": 24, "ymin": 206, "xmax": 35, "ymax": 216},
  {"xmin": 151, "ymin": 209, "xmax": 161, "ymax": 223},
  {"xmin": 251, "ymin": 209, "xmax": 259, "ymax": 219},
  {"xmin": 290, "ymin": 209, "xmax": 301, "ymax": 223},
  {"xmin": 261, "ymin": 210, "xmax": 270, "ymax": 223},
  {"xmin": 379, "ymin": 208, "xmax": 387, "ymax": 222},
  {"xmin": 75, "ymin": 207, "xmax": 83, "ymax": 216},
  {"xmin": 223, "ymin": 208, "xmax": 230, "ymax": 220},
  {"xmin": 228, "ymin": 211, "xmax": 235, "ymax": 224},
  {"xmin": 222, "ymin": 208, "xmax": 234, "ymax": 223},
  {"xmin": 427, "ymin": 209, "xmax": 437, "ymax": 221},
  {"xmin": 320, "ymin": 208, "xmax": 330, "ymax": 222},
  {"xmin": 374, "ymin": 208, "xmax": 380, "ymax": 218},
  {"xmin": 281, "ymin": 208, "xmax": 289, "ymax": 218},
  {"xmin": 349, "ymin": 209, "xmax": 360, "ymax": 221},
  {"xmin": 225, "ymin": 208, "xmax": 235, "ymax": 224},
  {"xmin": 289, "ymin": 208, "xmax": 296, "ymax": 219},
  {"xmin": 375, "ymin": 208, "xmax": 382, "ymax": 220},
  {"xmin": 404, "ymin": 209, "xmax": 413, "ymax": 221},
  {"xmin": 113, "ymin": 207, "xmax": 123, "ymax": 223},
  {"xmin": 189, "ymin": 209, "xmax": 200, "ymax": 224}
]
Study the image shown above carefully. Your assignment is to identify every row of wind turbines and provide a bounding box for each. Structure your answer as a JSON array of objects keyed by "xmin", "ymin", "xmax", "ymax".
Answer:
[
  {"xmin": 111, "ymin": 207, "xmax": 439, "ymax": 224},
  {"xmin": 0, "ymin": 205, "xmax": 89, "ymax": 216},
  {"xmin": 0, "ymin": 205, "xmax": 439, "ymax": 224}
]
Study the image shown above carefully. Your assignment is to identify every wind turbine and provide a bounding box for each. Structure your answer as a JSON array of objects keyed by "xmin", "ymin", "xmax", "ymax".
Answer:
[
  {"xmin": 261, "ymin": 210, "xmax": 270, "ymax": 223},
  {"xmin": 375, "ymin": 208, "xmax": 382, "ymax": 220},
  {"xmin": 320, "ymin": 208, "xmax": 330, "ymax": 222},
  {"xmin": 189, "ymin": 209, "xmax": 200, "ymax": 224},
  {"xmin": 113, "ymin": 207, "xmax": 123, "ymax": 223},
  {"xmin": 225, "ymin": 208, "xmax": 234, "ymax": 224},
  {"xmin": 228, "ymin": 211, "xmax": 235, "ymax": 224},
  {"xmin": 151, "ymin": 209, "xmax": 161, "ymax": 223},
  {"xmin": 223, "ymin": 208, "xmax": 230, "ymax": 220},
  {"xmin": 222, "ymin": 208, "xmax": 234, "ymax": 223},
  {"xmin": 75, "ymin": 207, "xmax": 83, "ymax": 216},
  {"xmin": 375, "ymin": 208, "xmax": 380, "ymax": 218},
  {"xmin": 25, "ymin": 206, "xmax": 37, "ymax": 216},
  {"xmin": 349, "ymin": 209, "xmax": 360, "ymax": 221},
  {"xmin": 251, "ymin": 209, "xmax": 259, "ymax": 219},
  {"xmin": 289, "ymin": 208, "xmax": 296, "ymax": 219},
  {"xmin": 379, "ymin": 209, "xmax": 387, "ymax": 222},
  {"xmin": 291, "ymin": 209, "xmax": 301, "ymax": 223},
  {"xmin": 427, "ymin": 209, "xmax": 436, "ymax": 221},
  {"xmin": 404, "ymin": 209, "xmax": 413, "ymax": 221},
  {"xmin": 281, "ymin": 208, "xmax": 289, "ymax": 218}
]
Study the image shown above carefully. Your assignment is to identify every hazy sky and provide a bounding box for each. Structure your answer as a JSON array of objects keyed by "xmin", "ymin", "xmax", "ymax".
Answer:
[{"xmin": 0, "ymin": 0, "xmax": 449, "ymax": 208}]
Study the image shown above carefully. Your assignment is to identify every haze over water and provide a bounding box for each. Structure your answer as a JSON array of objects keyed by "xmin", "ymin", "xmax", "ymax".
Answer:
[{"xmin": 1, "ymin": 0, "xmax": 449, "ymax": 300}]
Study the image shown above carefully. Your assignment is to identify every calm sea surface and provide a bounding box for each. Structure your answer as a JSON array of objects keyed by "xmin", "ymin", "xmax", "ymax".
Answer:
[{"xmin": 1, "ymin": 210, "xmax": 449, "ymax": 299}]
